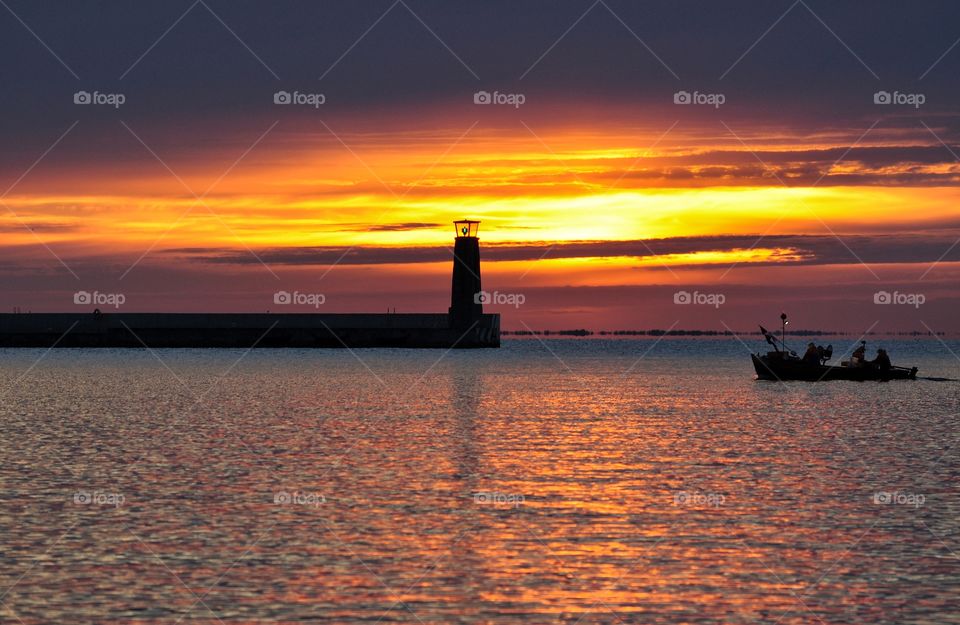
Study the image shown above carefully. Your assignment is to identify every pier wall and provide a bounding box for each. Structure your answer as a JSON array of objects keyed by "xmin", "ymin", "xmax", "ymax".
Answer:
[{"xmin": 0, "ymin": 312, "xmax": 501, "ymax": 348}]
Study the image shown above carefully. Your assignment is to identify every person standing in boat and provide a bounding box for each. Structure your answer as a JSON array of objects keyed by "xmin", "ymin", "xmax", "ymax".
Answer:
[
  {"xmin": 802, "ymin": 342, "xmax": 820, "ymax": 364},
  {"xmin": 851, "ymin": 341, "xmax": 867, "ymax": 367}
]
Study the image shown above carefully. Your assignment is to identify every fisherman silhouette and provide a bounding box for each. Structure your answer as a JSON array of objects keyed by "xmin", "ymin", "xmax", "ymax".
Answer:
[
  {"xmin": 851, "ymin": 341, "xmax": 867, "ymax": 366},
  {"xmin": 872, "ymin": 348, "xmax": 891, "ymax": 372}
]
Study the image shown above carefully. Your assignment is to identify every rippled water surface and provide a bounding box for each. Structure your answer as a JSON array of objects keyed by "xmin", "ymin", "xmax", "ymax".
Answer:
[{"xmin": 1, "ymin": 338, "xmax": 959, "ymax": 624}]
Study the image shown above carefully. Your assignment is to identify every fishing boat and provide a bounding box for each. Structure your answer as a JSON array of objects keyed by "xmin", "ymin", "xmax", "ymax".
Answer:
[
  {"xmin": 752, "ymin": 314, "xmax": 918, "ymax": 382},
  {"xmin": 752, "ymin": 351, "xmax": 918, "ymax": 381}
]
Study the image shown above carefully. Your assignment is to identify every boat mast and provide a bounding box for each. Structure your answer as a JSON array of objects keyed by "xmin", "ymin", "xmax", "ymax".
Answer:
[{"xmin": 780, "ymin": 312, "xmax": 788, "ymax": 353}]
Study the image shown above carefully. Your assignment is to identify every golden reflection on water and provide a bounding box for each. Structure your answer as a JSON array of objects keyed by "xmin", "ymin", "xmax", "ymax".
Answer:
[{"xmin": 0, "ymin": 341, "xmax": 958, "ymax": 624}]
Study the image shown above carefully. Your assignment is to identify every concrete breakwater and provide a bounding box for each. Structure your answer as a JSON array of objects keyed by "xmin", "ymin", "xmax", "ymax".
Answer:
[{"xmin": 0, "ymin": 312, "xmax": 501, "ymax": 348}]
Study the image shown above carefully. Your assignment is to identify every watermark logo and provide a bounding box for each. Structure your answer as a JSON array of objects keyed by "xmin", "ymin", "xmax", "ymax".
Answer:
[
  {"xmin": 673, "ymin": 290, "xmax": 725, "ymax": 308},
  {"xmin": 873, "ymin": 491, "xmax": 924, "ymax": 508},
  {"xmin": 274, "ymin": 491, "xmax": 326, "ymax": 507},
  {"xmin": 274, "ymin": 290, "xmax": 326, "ymax": 308},
  {"xmin": 274, "ymin": 90, "xmax": 326, "ymax": 108},
  {"xmin": 73, "ymin": 490, "xmax": 125, "ymax": 508},
  {"xmin": 873, "ymin": 290, "xmax": 924, "ymax": 308},
  {"xmin": 673, "ymin": 491, "xmax": 725, "ymax": 507},
  {"xmin": 473, "ymin": 90, "xmax": 525, "ymax": 108},
  {"xmin": 874, "ymin": 90, "xmax": 925, "ymax": 108},
  {"xmin": 473, "ymin": 491, "xmax": 524, "ymax": 508},
  {"xmin": 673, "ymin": 90, "xmax": 725, "ymax": 108},
  {"xmin": 74, "ymin": 90, "xmax": 125, "ymax": 108},
  {"xmin": 74, "ymin": 290, "xmax": 125, "ymax": 309},
  {"xmin": 475, "ymin": 290, "xmax": 525, "ymax": 308}
]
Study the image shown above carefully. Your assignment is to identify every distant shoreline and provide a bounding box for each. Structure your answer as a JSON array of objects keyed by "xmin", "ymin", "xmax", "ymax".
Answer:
[{"xmin": 502, "ymin": 329, "xmax": 948, "ymax": 337}]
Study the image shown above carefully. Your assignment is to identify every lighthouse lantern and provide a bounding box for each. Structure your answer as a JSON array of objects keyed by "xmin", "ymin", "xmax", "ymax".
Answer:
[{"xmin": 454, "ymin": 220, "xmax": 480, "ymax": 238}]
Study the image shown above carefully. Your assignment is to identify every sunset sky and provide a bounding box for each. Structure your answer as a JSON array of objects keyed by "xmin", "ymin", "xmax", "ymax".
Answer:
[{"xmin": 2, "ymin": 0, "xmax": 960, "ymax": 331}]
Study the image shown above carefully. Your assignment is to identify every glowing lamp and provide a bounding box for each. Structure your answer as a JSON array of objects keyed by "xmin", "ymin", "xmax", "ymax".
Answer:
[{"xmin": 454, "ymin": 219, "xmax": 480, "ymax": 238}]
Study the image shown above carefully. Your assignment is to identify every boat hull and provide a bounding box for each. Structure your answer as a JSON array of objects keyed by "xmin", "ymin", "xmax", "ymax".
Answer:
[{"xmin": 752, "ymin": 353, "xmax": 917, "ymax": 381}]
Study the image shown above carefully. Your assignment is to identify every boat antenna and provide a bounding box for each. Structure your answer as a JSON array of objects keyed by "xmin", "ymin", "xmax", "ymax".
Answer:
[{"xmin": 780, "ymin": 312, "xmax": 789, "ymax": 353}]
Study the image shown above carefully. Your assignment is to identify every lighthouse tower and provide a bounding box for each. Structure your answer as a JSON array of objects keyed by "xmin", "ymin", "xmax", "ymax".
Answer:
[{"xmin": 449, "ymin": 219, "xmax": 483, "ymax": 328}]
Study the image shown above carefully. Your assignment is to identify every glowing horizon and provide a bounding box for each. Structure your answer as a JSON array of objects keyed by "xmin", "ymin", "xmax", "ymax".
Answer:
[
  {"xmin": 4, "ymin": 119, "xmax": 960, "ymax": 254},
  {"xmin": 3, "ymin": 111, "xmax": 960, "ymax": 331}
]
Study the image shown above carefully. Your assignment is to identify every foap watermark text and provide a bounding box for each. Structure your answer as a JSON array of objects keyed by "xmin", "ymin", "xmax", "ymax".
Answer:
[
  {"xmin": 74, "ymin": 290, "xmax": 125, "ymax": 309},
  {"xmin": 673, "ymin": 491, "xmax": 725, "ymax": 508},
  {"xmin": 874, "ymin": 290, "xmax": 924, "ymax": 308},
  {"xmin": 474, "ymin": 90, "xmax": 525, "ymax": 108},
  {"xmin": 874, "ymin": 491, "xmax": 925, "ymax": 508},
  {"xmin": 274, "ymin": 90, "xmax": 326, "ymax": 108},
  {"xmin": 874, "ymin": 90, "xmax": 925, "ymax": 108},
  {"xmin": 274, "ymin": 491, "xmax": 326, "ymax": 507},
  {"xmin": 74, "ymin": 490, "xmax": 125, "ymax": 508},
  {"xmin": 274, "ymin": 290, "xmax": 326, "ymax": 308},
  {"xmin": 473, "ymin": 491, "xmax": 525, "ymax": 508},
  {"xmin": 74, "ymin": 90, "xmax": 125, "ymax": 108},
  {"xmin": 475, "ymin": 290, "xmax": 525, "ymax": 308},
  {"xmin": 674, "ymin": 90, "xmax": 725, "ymax": 108},
  {"xmin": 674, "ymin": 290, "xmax": 725, "ymax": 308}
]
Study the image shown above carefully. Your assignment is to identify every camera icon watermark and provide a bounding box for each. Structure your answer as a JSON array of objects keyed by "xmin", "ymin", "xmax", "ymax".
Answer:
[
  {"xmin": 873, "ymin": 290, "xmax": 924, "ymax": 308},
  {"xmin": 473, "ymin": 90, "xmax": 525, "ymax": 108},
  {"xmin": 673, "ymin": 90, "xmax": 725, "ymax": 108},
  {"xmin": 73, "ymin": 490, "xmax": 125, "ymax": 508},
  {"xmin": 873, "ymin": 90, "xmax": 925, "ymax": 108},
  {"xmin": 274, "ymin": 290, "xmax": 326, "ymax": 308},
  {"xmin": 673, "ymin": 491, "xmax": 725, "ymax": 508},
  {"xmin": 273, "ymin": 490, "xmax": 326, "ymax": 507},
  {"xmin": 673, "ymin": 290, "xmax": 725, "ymax": 308},
  {"xmin": 274, "ymin": 90, "xmax": 326, "ymax": 108},
  {"xmin": 74, "ymin": 290, "xmax": 125, "ymax": 309},
  {"xmin": 873, "ymin": 491, "xmax": 924, "ymax": 508},
  {"xmin": 474, "ymin": 290, "xmax": 525, "ymax": 308},
  {"xmin": 473, "ymin": 491, "xmax": 525, "ymax": 508},
  {"xmin": 73, "ymin": 90, "xmax": 125, "ymax": 108}
]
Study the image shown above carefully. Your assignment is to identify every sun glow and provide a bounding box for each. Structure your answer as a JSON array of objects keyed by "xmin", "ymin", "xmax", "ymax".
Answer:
[{"xmin": 2, "ymin": 121, "xmax": 959, "ymax": 277}]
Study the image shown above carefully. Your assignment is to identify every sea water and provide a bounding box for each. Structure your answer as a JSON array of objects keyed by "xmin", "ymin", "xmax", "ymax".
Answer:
[{"xmin": 1, "ymin": 338, "xmax": 958, "ymax": 624}]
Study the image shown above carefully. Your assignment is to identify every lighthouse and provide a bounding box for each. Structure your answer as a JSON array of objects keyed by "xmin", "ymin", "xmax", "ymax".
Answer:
[{"xmin": 449, "ymin": 219, "xmax": 483, "ymax": 328}]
